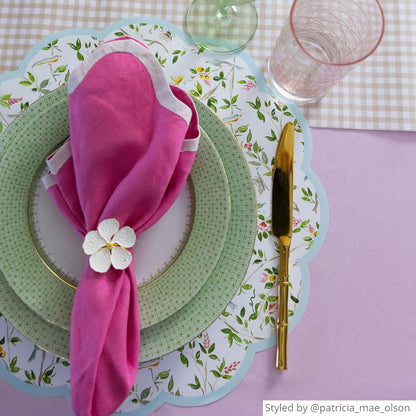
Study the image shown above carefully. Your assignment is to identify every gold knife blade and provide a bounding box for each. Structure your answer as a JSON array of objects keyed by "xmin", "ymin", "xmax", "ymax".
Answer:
[{"xmin": 271, "ymin": 122, "xmax": 294, "ymax": 370}]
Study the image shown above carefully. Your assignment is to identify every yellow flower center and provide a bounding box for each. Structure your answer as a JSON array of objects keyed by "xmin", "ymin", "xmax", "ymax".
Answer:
[{"xmin": 106, "ymin": 242, "xmax": 115, "ymax": 250}]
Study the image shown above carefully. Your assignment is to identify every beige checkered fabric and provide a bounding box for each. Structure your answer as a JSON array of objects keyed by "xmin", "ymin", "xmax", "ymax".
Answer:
[{"xmin": 0, "ymin": 0, "xmax": 414, "ymax": 131}]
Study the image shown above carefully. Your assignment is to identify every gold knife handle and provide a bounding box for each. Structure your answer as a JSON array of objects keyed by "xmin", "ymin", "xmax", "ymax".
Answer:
[{"xmin": 276, "ymin": 241, "xmax": 290, "ymax": 370}]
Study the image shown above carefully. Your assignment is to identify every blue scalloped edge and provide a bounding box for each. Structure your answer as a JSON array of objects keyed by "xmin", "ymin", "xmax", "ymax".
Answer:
[{"xmin": 0, "ymin": 16, "xmax": 329, "ymax": 415}]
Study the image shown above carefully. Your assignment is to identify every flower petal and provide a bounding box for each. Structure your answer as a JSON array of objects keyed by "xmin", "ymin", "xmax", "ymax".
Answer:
[
  {"xmin": 112, "ymin": 226, "xmax": 136, "ymax": 248},
  {"xmin": 89, "ymin": 248, "xmax": 112, "ymax": 273},
  {"xmin": 111, "ymin": 246, "xmax": 132, "ymax": 270},
  {"xmin": 97, "ymin": 218, "xmax": 120, "ymax": 243},
  {"xmin": 82, "ymin": 231, "xmax": 106, "ymax": 255}
]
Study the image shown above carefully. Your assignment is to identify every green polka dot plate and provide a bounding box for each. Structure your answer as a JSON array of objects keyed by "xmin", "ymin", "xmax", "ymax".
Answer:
[{"xmin": 0, "ymin": 88, "xmax": 257, "ymax": 361}]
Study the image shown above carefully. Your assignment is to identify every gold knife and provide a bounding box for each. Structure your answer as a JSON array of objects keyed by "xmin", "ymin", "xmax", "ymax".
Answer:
[{"xmin": 271, "ymin": 122, "xmax": 294, "ymax": 370}]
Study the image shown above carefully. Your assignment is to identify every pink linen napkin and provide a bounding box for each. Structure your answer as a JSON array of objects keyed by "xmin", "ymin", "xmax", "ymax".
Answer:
[{"xmin": 42, "ymin": 37, "xmax": 199, "ymax": 416}]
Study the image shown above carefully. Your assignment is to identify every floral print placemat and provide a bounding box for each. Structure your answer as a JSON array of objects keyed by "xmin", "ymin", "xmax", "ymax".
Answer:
[{"xmin": 0, "ymin": 18, "xmax": 328, "ymax": 414}]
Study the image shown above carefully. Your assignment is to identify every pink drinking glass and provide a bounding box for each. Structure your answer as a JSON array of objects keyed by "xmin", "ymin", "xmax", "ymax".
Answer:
[{"xmin": 266, "ymin": 0, "xmax": 385, "ymax": 105}]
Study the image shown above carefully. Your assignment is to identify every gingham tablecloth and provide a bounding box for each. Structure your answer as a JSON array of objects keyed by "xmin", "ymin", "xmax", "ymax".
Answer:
[{"xmin": 0, "ymin": 0, "xmax": 414, "ymax": 131}]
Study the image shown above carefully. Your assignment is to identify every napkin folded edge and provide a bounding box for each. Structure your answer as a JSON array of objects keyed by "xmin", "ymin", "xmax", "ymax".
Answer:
[
  {"xmin": 42, "ymin": 37, "xmax": 201, "ymax": 188},
  {"xmin": 68, "ymin": 38, "xmax": 193, "ymax": 127},
  {"xmin": 42, "ymin": 133, "xmax": 199, "ymax": 189}
]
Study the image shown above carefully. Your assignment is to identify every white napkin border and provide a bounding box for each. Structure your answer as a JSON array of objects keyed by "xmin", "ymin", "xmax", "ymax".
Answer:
[{"xmin": 68, "ymin": 38, "xmax": 194, "ymax": 127}]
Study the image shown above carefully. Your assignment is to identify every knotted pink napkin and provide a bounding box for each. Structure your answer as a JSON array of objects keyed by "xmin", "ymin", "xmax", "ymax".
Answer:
[{"xmin": 42, "ymin": 37, "xmax": 199, "ymax": 416}]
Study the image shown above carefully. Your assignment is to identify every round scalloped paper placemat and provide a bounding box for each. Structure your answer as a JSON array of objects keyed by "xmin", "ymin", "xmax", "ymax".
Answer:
[{"xmin": 0, "ymin": 17, "xmax": 327, "ymax": 415}]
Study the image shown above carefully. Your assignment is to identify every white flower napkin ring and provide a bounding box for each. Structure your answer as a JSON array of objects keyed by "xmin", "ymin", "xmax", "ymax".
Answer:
[{"xmin": 82, "ymin": 218, "xmax": 136, "ymax": 273}]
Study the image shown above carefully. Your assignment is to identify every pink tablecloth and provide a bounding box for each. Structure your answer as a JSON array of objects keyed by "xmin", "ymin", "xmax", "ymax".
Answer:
[{"xmin": 1, "ymin": 127, "xmax": 415, "ymax": 415}]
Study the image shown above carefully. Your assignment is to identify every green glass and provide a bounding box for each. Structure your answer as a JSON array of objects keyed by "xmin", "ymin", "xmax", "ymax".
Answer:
[{"xmin": 186, "ymin": 0, "xmax": 258, "ymax": 54}]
